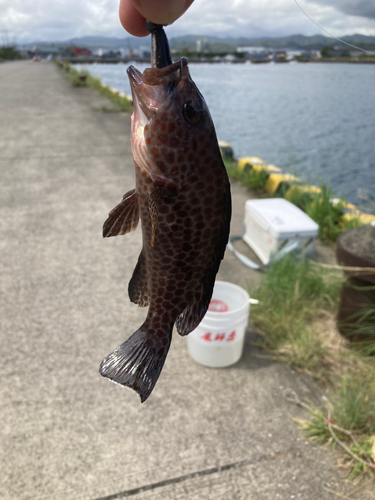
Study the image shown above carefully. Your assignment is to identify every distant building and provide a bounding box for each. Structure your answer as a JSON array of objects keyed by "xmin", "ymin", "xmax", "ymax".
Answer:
[
  {"xmin": 236, "ymin": 46, "xmax": 271, "ymax": 60},
  {"xmin": 196, "ymin": 39, "xmax": 209, "ymax": 53},
  {"xmin": 131, "ymin": 46, "xmax": 151, "ymax": 59},
  {"xmin": 66, "ymin": 47, "xmax": 92, "ymax": 57}
]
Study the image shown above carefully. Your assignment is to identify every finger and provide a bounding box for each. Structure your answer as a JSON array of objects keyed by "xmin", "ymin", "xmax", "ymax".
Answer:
[
  {"xmin": 119, "ymin": 0, "xmax": 149, "ymax": 37},
  {"xmin": 132, "ymin": 0, "xmax": 194, "ymax": 26}
]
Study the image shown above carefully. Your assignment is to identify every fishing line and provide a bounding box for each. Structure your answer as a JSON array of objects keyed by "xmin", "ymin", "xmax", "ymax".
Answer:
[{"xmin": 293, "ymin": 0, "xmax": 375, "ymax": 55}]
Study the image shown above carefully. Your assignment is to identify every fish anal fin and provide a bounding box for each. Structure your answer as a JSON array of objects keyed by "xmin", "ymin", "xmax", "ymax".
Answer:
[
  {"xmin": 128, "ymin": 251, "xmax": 150, "ymax": 307},
  {"xmin": 176, "ymin": 270, "xmax": 216, "ymax": 337},
  {"xmin": 103, "ymin": 189, "xmax": 139, "ymax": 238},
  {"xmin": 99, "ymin": 322, "xmax": 173, "ymax": 403}
]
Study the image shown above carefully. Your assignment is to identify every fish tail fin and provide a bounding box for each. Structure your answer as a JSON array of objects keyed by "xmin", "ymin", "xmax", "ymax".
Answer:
[{"xmin": 99, "ymin": 322, "xmax": 173, "ymax": 403}]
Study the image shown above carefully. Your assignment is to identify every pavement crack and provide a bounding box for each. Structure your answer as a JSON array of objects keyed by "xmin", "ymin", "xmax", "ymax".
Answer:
[{"xmin": 92, "ymin": 447, "xmax": 301, "ymax": 500}]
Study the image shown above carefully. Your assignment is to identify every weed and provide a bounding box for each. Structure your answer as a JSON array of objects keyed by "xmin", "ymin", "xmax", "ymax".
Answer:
[
  {"xmin": 70, "ymin": 72, "xmax": 89, "ymax": 87},
  {"xmin": 304, "ymin": 182, "xmax": 344, "ymax": 242},
  {"xmin": 252, "ymin": 256, "xmax": 341, "ymax": 370},
  {"xmin": 284, "ymin": 184, "xmax": 319, "ymax": 211},
  {"xmin": 245, "ymin": 168, "xmax": 268, "ymax": 191},
  {"xmin": 338, "ymin": 283, "xmax": 375, "ymax": 355},
  {"xmin": 296, "ymin": 406, "xmax": 330, "ymax": 442},
  {"xmin": 55, "ymin": 60, "xmax": 132, "ymax": 113},
  {"xmin": 85, "ymin": 72, "xmax": 132, "ymax": 112},
  {"xmin": 222, "ymin": 159, "xmax": 238, "ymax": 177},
  {"xmin": 331, "ymin": 374, "xmax": 375, "ymax": 434},
  {"xmin": 93, "ymin": 106, "xmax": 121, "ymax": 113},
  {"xmin": 296, "ymin": 374, "xmax": 375, "ymax": 475},
  {"xmin": 341, "ymin": 304, "xmax": 375, "ymax": 340},
  {"xmin": 223, "ymin": 158, "xmax": 268, "ymax": 192}
]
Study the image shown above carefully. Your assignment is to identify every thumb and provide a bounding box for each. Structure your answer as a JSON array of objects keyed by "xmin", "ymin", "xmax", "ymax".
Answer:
[{"xmin": 132, "ymin": 0, "xmax": 194, "ymax": 26}]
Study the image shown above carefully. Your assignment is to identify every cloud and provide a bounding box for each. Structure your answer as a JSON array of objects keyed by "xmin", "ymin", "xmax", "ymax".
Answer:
[
  {"xmin": 167, "ymin": 0, "xmax": 375, "ymax": 38},
  {"xmin": 1, "ymin": 0, "xmax": 375, "ymax": 43},
  {"xmin": 0, "ymin": 0, "xmax": 122, "ymax": 42},
  {"xmin": 307, "ymin": 0, "xmax": 375, "ymax": 20}
]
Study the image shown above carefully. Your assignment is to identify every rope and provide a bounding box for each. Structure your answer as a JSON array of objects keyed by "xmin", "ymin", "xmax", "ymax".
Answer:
[{"xmin": 310, "ymin": 261, "xmax": 375, "ymax": 274}]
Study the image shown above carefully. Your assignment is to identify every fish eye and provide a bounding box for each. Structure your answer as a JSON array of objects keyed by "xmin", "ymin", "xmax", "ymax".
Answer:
[{"xmin": 183, "ymin": 100, "xmax": 202, "ymax": 125}]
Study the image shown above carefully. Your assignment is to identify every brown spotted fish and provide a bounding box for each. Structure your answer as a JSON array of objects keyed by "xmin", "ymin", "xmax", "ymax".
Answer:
[{"xmin": 99, "ymin": 25, "xmax": 231, "ymax": 402}]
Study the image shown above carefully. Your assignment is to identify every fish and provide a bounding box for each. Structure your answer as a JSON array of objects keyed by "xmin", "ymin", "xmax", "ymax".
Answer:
[{"xmin": 99, "ymin": 26, "xmax": 231, "ymax": 403}]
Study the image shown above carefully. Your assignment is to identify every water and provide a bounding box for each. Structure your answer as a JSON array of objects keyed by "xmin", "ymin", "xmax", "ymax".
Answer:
[{"xmin": 76, "ymin": 62, "xmax": 375, "ymax": 210}]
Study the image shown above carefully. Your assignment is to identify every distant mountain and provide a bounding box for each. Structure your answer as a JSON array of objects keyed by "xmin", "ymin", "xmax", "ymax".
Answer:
[
  {"xmin": 20, "ymin": 36, "xmax": 145, "ymax": 50},
  {"xmin": 22, "ymin": 33, "xmax": 375, "ymax": 51},
  {"xmin": 168, "ymin": 35, "xmax": 252, "ymax": 47},
  {"xmin": 171, "ymin": 33, "xmax": 375, "ymax": 52},
  {"xmin": 66, "ymin": 36, "xmax": 145, "ymax": 48}
]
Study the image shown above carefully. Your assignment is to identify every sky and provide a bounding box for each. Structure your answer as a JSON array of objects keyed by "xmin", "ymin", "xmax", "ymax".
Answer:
[{"xmin": 1, "ymin": 0, "xmax": 375, "ymax": 44}]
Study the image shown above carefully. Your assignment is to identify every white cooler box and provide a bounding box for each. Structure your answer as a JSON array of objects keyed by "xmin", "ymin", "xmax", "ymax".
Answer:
[{"xmin": 243, "ymin": 198, "xmax": 319, "ymax": 265}]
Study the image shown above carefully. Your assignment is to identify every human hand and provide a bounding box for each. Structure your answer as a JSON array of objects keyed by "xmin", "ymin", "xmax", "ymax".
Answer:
[{"xmin": 119, "ymin": 0, "xmax": 195, "ymax": 37}]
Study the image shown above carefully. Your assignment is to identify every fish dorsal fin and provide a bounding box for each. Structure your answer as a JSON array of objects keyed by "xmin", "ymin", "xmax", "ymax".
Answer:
[
  {"xmin": 103, "ymin": 189, "xmax": 139, "ymax": 238},
  {"xmin": 128, "ymin": 251, "xmax": 150, "ymax": 307}
]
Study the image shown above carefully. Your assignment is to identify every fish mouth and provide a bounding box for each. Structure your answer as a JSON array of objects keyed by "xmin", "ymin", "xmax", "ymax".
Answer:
[
  {"xmin": 127, "ymin": 66, "xmax": 150, "ymax": 128},
  {"xmin": 127, "ymin": 59, "xmax": 188, "ymax": 127}
]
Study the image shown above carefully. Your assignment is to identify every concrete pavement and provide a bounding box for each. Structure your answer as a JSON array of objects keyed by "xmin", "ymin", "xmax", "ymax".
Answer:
[{"xmin": 0, "ymin": 60, "xmax": 366, "ymax": 500}]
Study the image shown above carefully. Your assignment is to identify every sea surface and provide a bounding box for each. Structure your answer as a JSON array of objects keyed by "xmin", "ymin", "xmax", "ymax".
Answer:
[{"xmin": 76, "ymin": 61, "xmax": 375, "ymax": 210}]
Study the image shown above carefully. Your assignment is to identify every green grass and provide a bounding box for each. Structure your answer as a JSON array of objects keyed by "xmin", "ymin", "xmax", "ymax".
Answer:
[
  {"xmin": 93, "ymin": 106, "xmax": 121, "ymax": 113},
  {"xmin": 252, "ymin": 256, "xmax": 340, "ymax": 370},
  {"xmin": 297, "ymin": 402, "xmax": 375, "ymax": 477},
  {"xmin": 298, "ymin": 374, "xmax": 375, "ymax": 477},
  {"xmin": 251, "ymin": 255, "xmax": 375, "ymax": 476},
  {"xmin": 223, "ymin": 159, "xmax": 268, "ymax": 192},
  {"xmin": 55, "ymin": 60, "xmax": 132, "ymax": 113},
  {"xmin": 0, "ymin": 47, "xmax": 17, "ymax": 60},
  {"xmin": 332, "ymin": 374, "xmax": 375, "ymax": 433},
  {"xmin": 338, "ymin": 285, "xmax": 375, "ymax": 355}
]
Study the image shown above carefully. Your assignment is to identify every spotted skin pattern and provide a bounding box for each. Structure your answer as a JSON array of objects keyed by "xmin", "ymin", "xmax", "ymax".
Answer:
[{"xmin": 99, "ymin": 58, "xmax": 231, "ymax": 402}]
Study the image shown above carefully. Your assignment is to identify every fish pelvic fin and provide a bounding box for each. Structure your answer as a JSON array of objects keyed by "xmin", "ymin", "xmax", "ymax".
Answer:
[
  {"xmin": 103, "ymin": 189, "xmax": 139, "ymax": 238},
  {"xmin": 128, "ymin": 250, "xmax": 150, "ymax": 307},
  {"xmin": 99, "ymin": 322, "xmax": 173, "ymax": 403}
]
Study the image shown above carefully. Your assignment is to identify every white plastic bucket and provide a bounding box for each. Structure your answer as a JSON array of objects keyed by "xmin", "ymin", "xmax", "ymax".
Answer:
[{"xmin": 187, "ymin": 281, "xmax": 250, "ymax": 368}]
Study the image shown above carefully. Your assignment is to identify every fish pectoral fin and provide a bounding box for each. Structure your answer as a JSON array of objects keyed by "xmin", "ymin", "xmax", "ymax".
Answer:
[
  {"xmin": 99, "ymin": 322, "xmax": 173, "ymax": 403},
  {"xmin": 128, "ymin": 251, "xmax": 150, "ymax": 307},
  {"xmin": 147, "ymin": 176, "xmax": 178, "ymax": 247},
  {"xmin": 150, "ymin": 173, "xmax": 179, "ymax": 197},
  {"xmin": 103, "ymin": 189, "xmax": 139, "ymax": 238},
  {"xmin": 148, "ymin": 189, "xmax": 161, "ymax": 247}
]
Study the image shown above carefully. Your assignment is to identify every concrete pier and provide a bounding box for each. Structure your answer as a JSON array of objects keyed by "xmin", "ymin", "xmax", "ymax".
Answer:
[{"xmin": 0, "ymin": 60, "xmax": 368, "ymax": 499}]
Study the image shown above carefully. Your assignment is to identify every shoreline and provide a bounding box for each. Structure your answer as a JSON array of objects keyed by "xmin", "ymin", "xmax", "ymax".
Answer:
[{"xmin": 64, "ymin": 57, "xmax": 375, "ymax": 65}]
